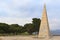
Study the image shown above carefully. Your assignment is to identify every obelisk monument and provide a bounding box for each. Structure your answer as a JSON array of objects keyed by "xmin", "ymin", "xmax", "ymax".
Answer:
[{"xmin": 38, "ymin": 4, "xmax": 50, "ymax": 39}]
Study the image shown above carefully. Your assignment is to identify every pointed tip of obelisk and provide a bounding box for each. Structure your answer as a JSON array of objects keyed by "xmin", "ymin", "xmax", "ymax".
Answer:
[
  {"xmin": 42, "ymin": 3, "xmax": 47, "ymax": 16},
  {"xmin": 44, "ymin": 1, "xmax": 46, "ymax": 5},
  {"xmin": 44, "ymin": 3, "xmax": 46, "ymax": 8}
]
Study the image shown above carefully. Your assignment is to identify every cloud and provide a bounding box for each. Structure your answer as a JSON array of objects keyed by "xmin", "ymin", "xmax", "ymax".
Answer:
[
  {"xmin": 0, "ymin": 0, "xmax": 41, "ymax": 18},
  {"xmin": 0, "ymin": 0, "xmax": 60, "ymax": 30},
  {"xmin": 49, "ymin": 18, "xmax": 60, "ymax": 30},
  {"xmin": 0, "ymin": 17, "xmax": 32, "ymax": 26},
  {"xmin": 0, "ymin": 0, "xmax": 41, "ymax": 26}
]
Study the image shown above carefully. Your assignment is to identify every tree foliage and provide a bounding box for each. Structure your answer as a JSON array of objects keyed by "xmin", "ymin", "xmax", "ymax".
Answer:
[
  {"xmin": 9, "ymin": 24, "xmax": 23, "ymax": 34},
  {"xmin": 0, "ymin": 18, "xmax": 41, "ymax": 35},
  {"xmin": 32, "ymin": 18, "xmax": 41, "ymax": 32},
  {"xmin": 24, "ymin": 23, "xmax": 34, "ymax": 34},
  {"xmin": 0, "ymin": 23, "xmax": 10, "ymax": 33},
  {"xmin": 24, "ymin": 18, "xmax": 41, "ymax": 34}
]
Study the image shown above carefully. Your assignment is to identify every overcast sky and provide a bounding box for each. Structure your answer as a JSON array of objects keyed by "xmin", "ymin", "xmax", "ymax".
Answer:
[{"xmin": 0, "ymin": 0, "xmax": 60, "ymax": 30}]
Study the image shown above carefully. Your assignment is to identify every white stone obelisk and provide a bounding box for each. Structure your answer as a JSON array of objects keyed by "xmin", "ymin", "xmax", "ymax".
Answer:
[{"xmin": 38, "ymin": 4, "xmax": 50, "ymax": 39}]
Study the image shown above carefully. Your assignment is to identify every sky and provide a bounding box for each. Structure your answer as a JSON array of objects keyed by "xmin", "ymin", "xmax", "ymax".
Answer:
[{"xmin": 0, "ymin": 0, "xmax": 60, "ymax": 30}]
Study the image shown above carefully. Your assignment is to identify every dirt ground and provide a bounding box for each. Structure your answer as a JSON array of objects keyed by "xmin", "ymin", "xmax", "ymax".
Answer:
[{"xmin": 0, "ymin": 36, "xmax": 60, "ymax": 40}]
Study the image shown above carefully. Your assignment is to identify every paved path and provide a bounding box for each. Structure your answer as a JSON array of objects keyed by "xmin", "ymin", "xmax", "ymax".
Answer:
[{"xmin": 0, "ymin": 36, "xmax": 60, "ymax": 40}]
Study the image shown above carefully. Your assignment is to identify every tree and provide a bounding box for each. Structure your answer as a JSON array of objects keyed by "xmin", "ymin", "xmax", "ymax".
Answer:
[
  {"xmin": 0, "ymin": 23, "xmax": 10, "ymax": 33},
  {"xmin": 0, "ymin": 18, "xmax": 41, "ymax": 35},
  {"xmin": 23, "ymin": 18, "xmax": 41, "ymax": 35},
  {"xmin": 32, "ymin": 18, "xmax": 41, "ymax": 33},
  {"xmin": 9, "ymin": 24, "xmax": 23, "ymax": 34},
  {"xmin": 24, "ymin": 23, "xmax": 34, "ymax": 35}
]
